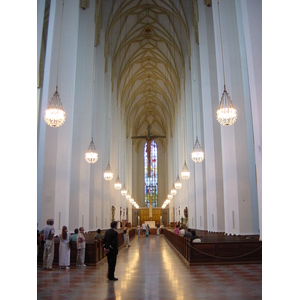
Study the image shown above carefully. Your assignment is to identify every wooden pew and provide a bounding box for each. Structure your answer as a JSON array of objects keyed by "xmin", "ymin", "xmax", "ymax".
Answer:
[{"xmin": 163, "ymin": 228, "xmax": 262, "ymax": 265}]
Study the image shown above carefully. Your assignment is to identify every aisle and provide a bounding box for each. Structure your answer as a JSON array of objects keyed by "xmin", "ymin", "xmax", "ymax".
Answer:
[{"xmin": 37, "ymin": 235, "xmax": 261, "ymax": 299}]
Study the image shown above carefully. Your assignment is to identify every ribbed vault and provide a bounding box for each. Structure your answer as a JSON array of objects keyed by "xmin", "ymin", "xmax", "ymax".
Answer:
[{"xmin": 105, "ymin": 0, "xmax": 190, "ymax": 148}]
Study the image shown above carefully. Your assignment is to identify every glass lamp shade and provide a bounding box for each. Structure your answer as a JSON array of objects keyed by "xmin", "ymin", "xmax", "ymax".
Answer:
[
  {"xmin": 170, "ymin": 185, "xmax": 177, "ymax": 195},
  {"xmin": 191, "ymin": 137, "xmax": 204, "ymax": 163},
  {"xmin": 168, "ymin": 194, "xmax": 173, "ymax": 200},
  {"xmin": 126, "ymin": 194, "xmax": 131, "ymax": 200},
  {"xmin": 181, "ymin": 161, "xmax": 190, "ymax": 180},
  {"xmin": 103, "ymin": 162, "xmax": 113, "ymax": 180},
  {"xmin": 166, "ymin": 199, "xmax": 170, "ymax": 204},
  {"xmin": 85, "ymin": 139, "xmax": 98, "ymax": 164},
  {"xmin": 44, "ymin": 87, "xmax": 66, "ymax": 127},
  {"xmin": 216, "ymin": 86, "xmax": 237, "ymax": 126},
  {"xmin": 121, "ymin": 186, "xmax": 127, "ymax": 196},
  {"xmin": 174, "ymin": 175, "xmax": 182, "ymax": 189},
  {"xmin": 114, "ymin": 176, "xmax": 122, "ymax": 190}
]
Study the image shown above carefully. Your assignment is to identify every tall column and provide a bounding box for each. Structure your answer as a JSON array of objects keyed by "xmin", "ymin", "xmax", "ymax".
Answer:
[
  {"xmin": 197, "ymin": 3, "xmax": 224, "ymax": 232},
  {"xmin": 239, "ymin": 0, "xmax": 262, "ymax": 239},
  {"xmin": 212, "ymin": 0, "xmax": 259, "ymax": 235},
  {"xmin": 38, "ymin": 0, "xmax": 80, "ymax": 233}
]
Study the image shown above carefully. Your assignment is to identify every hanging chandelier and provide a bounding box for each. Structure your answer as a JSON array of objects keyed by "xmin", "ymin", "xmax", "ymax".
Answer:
[
  {"xmin": 216, "ymin": 86, "xmax": 237, "ymax": 126},
  {"xmin": 44, "ymin": 0, "xmax": 66, "ymax": 128},
  {"xmin": 181, "ymin": 160, "xmax": 190, "ymax": 180},
  {"xmin": 170, "ymin": 184, "xmax": 177, "ymax": 196},
  {"xmin": 121, "ymin": 185, "xmax": 127, "ymax": 196},
  {"xmin": 174, "ymin": 175, "xmax": 182, "ymax": 190},
  {"xmin": 85, "ymin": 138, "xmax": 98, "ymax": 163},
  {"xmin": 191, "ymin": 136, "xmax": 204, "ymax": 163},
  {"xmin": 114, "ymin": 176, "xmax": 122, "ymax": 190},
  {"xmin": 44, "ymin": 87, "xmax": 66, "ymax": 127},
  {"xmin": 85, "ymin": 46, "xmax": 99, "ymax": 163},
  {"xmin": 114, "ymin": 140, "xmax": 122, "ymax": 189},
  {"xmin": 103, "ymin": 162, "xmax": 113, "ymax": 181},
  {"xmin": 216, "ymin": 0, "xmax": 237, "ymax": 126},
  {"xmin": 167, "ymin": 194, "xmax": 173, "ymax": 200},
  {"xmin": 126, "ymin": 192, "xmax": 131, "ymax": 200}
]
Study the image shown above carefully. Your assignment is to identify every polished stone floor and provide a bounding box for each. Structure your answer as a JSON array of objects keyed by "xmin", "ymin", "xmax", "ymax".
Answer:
[{"xmin": 37, "ymin": 235, "xmax": 262, "ymax": 299}]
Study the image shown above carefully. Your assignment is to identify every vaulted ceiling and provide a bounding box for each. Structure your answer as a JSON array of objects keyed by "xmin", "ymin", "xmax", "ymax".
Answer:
[{"xmin": 103, "ymin": 0, "xmax": 193, "ymax": 146}]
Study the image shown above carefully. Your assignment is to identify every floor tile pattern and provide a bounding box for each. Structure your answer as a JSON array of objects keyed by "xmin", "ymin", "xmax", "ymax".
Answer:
[{"xmin": 37, "ymin": 235, "xmax": 262, "ymax": 299}]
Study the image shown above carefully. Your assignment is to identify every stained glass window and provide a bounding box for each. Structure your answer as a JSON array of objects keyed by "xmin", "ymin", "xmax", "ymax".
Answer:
[{"xmin": 144, "ymin": 140, "xmax": 158, "ymax": 207}]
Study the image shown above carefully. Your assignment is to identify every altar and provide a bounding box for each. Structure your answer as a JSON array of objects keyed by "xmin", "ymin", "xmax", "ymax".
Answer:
[{"xmin": 144, "ymin": 221, "xmax": 156, "ymax": 228}]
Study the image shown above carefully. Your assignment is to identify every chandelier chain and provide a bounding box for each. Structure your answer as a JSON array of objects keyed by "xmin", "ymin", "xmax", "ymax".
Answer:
[
  {"xmin": 217, "ymin": 0, "xmax": 226, "ymax": 88},
  {"xmin": 56, "ymin": 0, "xmax": 65, "ymax": 88}
]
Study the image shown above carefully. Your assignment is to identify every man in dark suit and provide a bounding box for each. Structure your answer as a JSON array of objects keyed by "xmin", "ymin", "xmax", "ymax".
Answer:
[{"xmin": 103, "ymin": 221, "xmax": 119, "ymax": 281}]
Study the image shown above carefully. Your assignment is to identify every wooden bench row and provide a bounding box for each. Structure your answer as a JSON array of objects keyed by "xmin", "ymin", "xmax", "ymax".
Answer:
[
  {"xmin": 163, "ymin": 229, "xmax": 262, "ymax": 265},
  {"xmin": 37, "ymin": 229, "xmax": 136, "ymax": 267}
]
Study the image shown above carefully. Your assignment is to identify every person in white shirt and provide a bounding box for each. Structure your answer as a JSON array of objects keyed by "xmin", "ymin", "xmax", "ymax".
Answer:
[
  {"xmin": 77, "ymin": 227, "xmax": 86, "ymax": 267},
  {"xmin": 142, "ymin": 223, "xmax": 147, "ymax": 236},
  {"xmin": 41, "ymin": 219, "xmax": 55, "ymax": 270}
]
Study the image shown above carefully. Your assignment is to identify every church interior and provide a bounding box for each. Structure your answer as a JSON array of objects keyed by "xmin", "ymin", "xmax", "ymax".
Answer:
[
  {"xmin": 35, "ymin": 0, "xmax": 268, "ymax": 298},
  {"xmin": 37, "ymin": 0, "xmax": 262, "ymax": 240}
]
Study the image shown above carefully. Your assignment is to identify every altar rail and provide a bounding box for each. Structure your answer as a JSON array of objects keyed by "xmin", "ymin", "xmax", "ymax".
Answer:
[
  {"xmin": 37, "ymin": 229, "xmax": 136, "ymax": 267},
  {"xmin": 163, "ymin": 229, "xmax": 262, "ymax": 265}
]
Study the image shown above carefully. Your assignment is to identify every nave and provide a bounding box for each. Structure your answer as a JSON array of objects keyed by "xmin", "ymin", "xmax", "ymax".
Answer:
[{"xmin": 37, "ymin": 235, "xmax": 262, "ymax": 299}]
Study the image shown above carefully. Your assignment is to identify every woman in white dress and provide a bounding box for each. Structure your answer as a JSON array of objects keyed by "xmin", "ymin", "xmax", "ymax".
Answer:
[{"xmin": 59, "ymin": 226, "xmax": 71, "ymax": 270}]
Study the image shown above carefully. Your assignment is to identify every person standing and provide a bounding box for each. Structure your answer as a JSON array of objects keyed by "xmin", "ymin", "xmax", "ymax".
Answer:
[
  {"xmin": 137, "ymin": 225, "xmax": 141, "ymax": 238},
  {"xmin": 103, "ymin": 221, "xmax": 119, "ymax": 281},
  {"xmin": 142, "ymin": 222, "xmax": 146, "ymax": 236},
  {"xmin": 37, "ymin": 223, "xmax": 40, "ymax": 257},
  {"xmin": 94, "ymin": 229, "xmax": 104, "ymax": 241},
  {"xmin": 59, "ymin": 226, "xmax": 71, "ymax": 270},
  {"xmin": 71, "ymin": 228, "xmax": 78, "ymax": 242},
  {"xmin": 41, "ymin": 219, "xmax": 55, "ymax": 270},
  {"xmin": 124, "ymin": 223, "xmax": 131, "ymax": 248},
  {"xmin": 77, "ymin": 227, "xmax": 86, "ymax": 267}
]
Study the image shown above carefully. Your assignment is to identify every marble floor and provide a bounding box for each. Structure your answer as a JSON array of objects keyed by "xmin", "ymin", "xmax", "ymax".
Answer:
[{"xmin": 37, "ymin": 235, "xmax": 262, "ymax": 299}]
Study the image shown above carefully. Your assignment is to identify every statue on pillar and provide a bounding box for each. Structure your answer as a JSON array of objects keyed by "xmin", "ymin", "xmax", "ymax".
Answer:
[{"xmin": 111, "ymin": 206, "xmax": 115, "ymax": 222}]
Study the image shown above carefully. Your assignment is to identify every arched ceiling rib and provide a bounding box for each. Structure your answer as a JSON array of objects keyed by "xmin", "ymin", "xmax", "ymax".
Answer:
[{"xmin": 105, "ymin": 0, "xmax": 190, "ymax": 141}]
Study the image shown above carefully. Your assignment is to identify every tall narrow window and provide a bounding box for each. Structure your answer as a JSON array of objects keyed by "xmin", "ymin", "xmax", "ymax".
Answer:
[{"xmin": 144, "ymin": 140, "xmax": 158, "ymax": 207}]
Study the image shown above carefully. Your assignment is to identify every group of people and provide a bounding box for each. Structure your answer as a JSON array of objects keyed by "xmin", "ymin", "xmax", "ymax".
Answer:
[
  {"xmin": 38, "ymin": 219, "xmax": 120, "ymax": 281},
  {"xmin": 174, "ymin": 225, "xmax": 202, "ymax": 243},
  {"xmin": 38, "ymin": 219, "xmax": 106, "ymax": 270},
  {"xmin": 141, "ymin": 222, "xmax": 150, "ymax": 236}
]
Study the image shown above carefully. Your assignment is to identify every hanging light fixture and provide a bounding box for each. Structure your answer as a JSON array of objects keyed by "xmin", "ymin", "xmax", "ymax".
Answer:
[
  {"xmin": 44, "ymin": 0, "xmax": 66, "ymax": 127},
  {"xmin": 191, "ymin": 136, "xmax": 204, "ymax": 163},
  {"xmin": 174, "ymin": 175, "xmax": 182, "ymax": 190},
  {"xmin": 104, "ymin": 87, "xmax": 113, "ymax": 179},
  {"xmin": 170, "ymin": 184, "xmax": 177, "ymax": 196},
  {"xmin": 191, "ymin": 43, "xmax": 204, "ymax": 163},
  {"xmin": 104, "ymin": 161, "xmax": 113, "ymax": 181},
  {"xmin": 114, "ymin": 141, "xmax": 122, "ymax": 189},
  {"xmin": 181, "ymin": 161, "xmax": 190, "ymax": 180},
  {"xmin": 114, "ymin": 176, "xmax": 122, "ymax": 190},
  {"xmin": 85, "ymin": 46, "xmax": 99, "ymax": 163},
  {"xmin": 167, "ymin": 194, "xmax": 173, "ymax": 200},
  {"xmin": 181, "ymin": 117, "xmax": 190, "ymax": 180},
  {"xmin": 85, "ymin": 138, "xmax": 98, "ymax": 163},
  {"xmin": 216, "ymin": 0, "xmax": 237, "ymax": 126},
  {"xmin": 126, "ymin": 192, "xmax": 131, "ymax": 200},
  {"xmin": 121, "ymin": 185, "xmax": 127, "ymax": 196}
]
